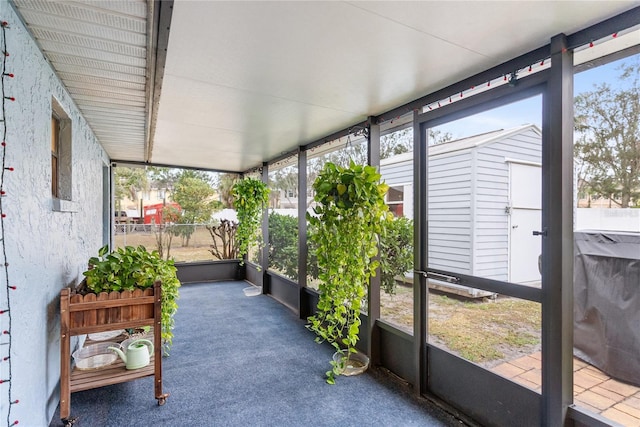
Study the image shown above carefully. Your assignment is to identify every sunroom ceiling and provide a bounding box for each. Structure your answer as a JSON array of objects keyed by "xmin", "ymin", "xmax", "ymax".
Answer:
[
  {"xmin": 11, "ymin": 1, "xmax": 639, "ymax": 173},
  {"xmin": 12, "ymin": 0, "xmax": 151, "ymax": 162}
]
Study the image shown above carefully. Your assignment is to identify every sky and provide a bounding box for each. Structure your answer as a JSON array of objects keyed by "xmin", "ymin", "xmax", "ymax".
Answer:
[{"xmin": 432, "ymin": 52, "xmax": 639, "ymax": 141}]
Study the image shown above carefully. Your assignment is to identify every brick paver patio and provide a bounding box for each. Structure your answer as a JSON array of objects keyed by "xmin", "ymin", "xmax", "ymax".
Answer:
[{"xmin": 492, "ymin": 352, "xmax": 640, "ymax": 426}]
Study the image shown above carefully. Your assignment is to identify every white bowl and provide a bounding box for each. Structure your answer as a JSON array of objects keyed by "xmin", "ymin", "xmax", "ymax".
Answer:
[
  {"xmin": 332, "ymin": 350, "xmax": 369, "ymax": 376},
  {"xmin": 72, "ymin": 342, "xmax": 120, "ymax": 370},
  {"xmin": 243, "ymin": 286, "xmax": 262, "ymax": 297}
]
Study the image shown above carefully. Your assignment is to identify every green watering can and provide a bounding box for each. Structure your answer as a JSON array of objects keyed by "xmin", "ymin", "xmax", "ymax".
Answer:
[{"xmin": 108, "ymin": 339, "xmax": 154, "ymax": 370}]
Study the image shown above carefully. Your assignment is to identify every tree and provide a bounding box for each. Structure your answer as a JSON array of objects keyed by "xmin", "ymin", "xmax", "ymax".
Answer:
[
  {"xmin": 114, "ymin": 167, "xmax": 148, "ymax": 211},
  {"xmin": 380, "ymin": 127, "xmax": 452, "ymax": 158},
  {"xmin": 574, "ymin": 62, "xmax": 640, "ymax": 208},
  {"xmin": 171, "ymin": 172, "xmax": 217, "ymax": 246},
  {"xmin": 269, "ymin": 167, "xmax": 298, "ymax": 208},
  {"xmin": 216, "ymin": 173, "xmax": 238, "ymax": 208},
  {"xmin": 147, "ymin": 166, "xmax": 179, "ymax": 193}
]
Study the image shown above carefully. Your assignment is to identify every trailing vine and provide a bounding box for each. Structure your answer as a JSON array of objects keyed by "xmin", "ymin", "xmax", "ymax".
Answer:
[
  {"xmin": 82, "ymin": 245, "xmax": 181, "ymax": 354},
  {"xmin": 306, "ymin": 161, "xmax": 391, "ymax": 383},
  {"xmin": 232, "ymin": 177, "xmax": 270, "ymax": 263}
]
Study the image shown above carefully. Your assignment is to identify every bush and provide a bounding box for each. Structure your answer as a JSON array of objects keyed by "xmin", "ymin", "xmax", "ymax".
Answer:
[
  {"xmin": 83, "ymin": 245, "xmax": 181, "ymax": 354},
  {"xmin": 268, "ymin": 212, "xmax": 298, "ymax": 279},
  {"xmin": 268, "ymin": 212, "xmax": 320, "ymax": 281},
  {"xmin": 380, "ymin": 216, "xmax": 413, "ymax": 295}
]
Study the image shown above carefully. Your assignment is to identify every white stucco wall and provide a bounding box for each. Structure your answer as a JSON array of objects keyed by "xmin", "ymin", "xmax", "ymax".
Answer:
[{"xmin": 0, "ymin": 3, "xmax": 109, "ymax": 425}]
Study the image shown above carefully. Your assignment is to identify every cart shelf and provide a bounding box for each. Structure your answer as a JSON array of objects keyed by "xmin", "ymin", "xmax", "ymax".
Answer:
[{"xmin": 59, "ymin": 281, "xmax": 168, "ymax": 425}]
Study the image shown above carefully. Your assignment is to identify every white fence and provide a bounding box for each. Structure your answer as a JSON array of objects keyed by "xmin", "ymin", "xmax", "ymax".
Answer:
[{"xmin": 576, "ymin": 208, "xmax": 640, "ymax": 232}]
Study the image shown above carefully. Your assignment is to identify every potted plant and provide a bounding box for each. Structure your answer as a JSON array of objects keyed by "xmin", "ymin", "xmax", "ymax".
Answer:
[
  {"xmin": 306, "ymin": 161, "xmax": 391, "ymax": 384},
  {"xmin": 81, "ymin": 245, "xmax": 181, "ymax": 354},
  {"xmin": 231, "ymin": 177, "xmax": 270, "ymax": 263}
]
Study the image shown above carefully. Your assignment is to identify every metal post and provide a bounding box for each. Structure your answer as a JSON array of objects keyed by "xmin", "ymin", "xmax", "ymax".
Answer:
[
  {"xmin": 298, "ymin": 149, "xmax": 308, "ymax": 318},
  {"xmin": 261, "ymin": 163, "xmax": 269, "ymax": 292},
  {"xmin": 108, "ymin": 164, "xmax": 115, "ymax": 249},
  {"xmin": 542, "ymin": 33, "xmax": 574, "ymax": 426},
  {"xmin": 413, "ymin": 113, "xmax": 428, "ymax": 395},
  {"xmin": 367, "ymin": 117, "xmax": 381, "ymax": 365}
]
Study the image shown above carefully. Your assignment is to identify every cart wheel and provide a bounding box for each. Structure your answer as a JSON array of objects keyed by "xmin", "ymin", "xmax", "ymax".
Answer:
[
  {"xmin": 156, "ymin": 392, "xmax": 170, "ymax": 406},
  {"xmin": 62, "ymin": 416, "xmax": 78, "ymax": 426}
]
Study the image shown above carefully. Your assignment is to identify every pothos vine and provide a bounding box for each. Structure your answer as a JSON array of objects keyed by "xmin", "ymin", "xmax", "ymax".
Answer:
[
  {"xmin": 306, "ymin": 161, "xmax": 391, "ymax": 384},
  {"xmin": 231, "ymin": 177, "xmax": 270, "ymax": 263}
]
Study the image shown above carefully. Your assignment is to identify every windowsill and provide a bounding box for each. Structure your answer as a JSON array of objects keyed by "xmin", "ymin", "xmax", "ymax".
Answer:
[{"xmin": 52, "ymin": 198, "xmax": 78, "ymax": 212}]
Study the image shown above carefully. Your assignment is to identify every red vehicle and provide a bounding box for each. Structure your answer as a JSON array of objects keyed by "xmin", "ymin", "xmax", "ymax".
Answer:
[{"xmin": 143, "ymin": 202, "xmax": 181, "ymax": 224}]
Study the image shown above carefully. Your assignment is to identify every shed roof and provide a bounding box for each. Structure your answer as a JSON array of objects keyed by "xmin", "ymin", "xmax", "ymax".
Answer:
[{"xmin": 381, "ymin": 124, "xmax": 542, "ymax": 166}]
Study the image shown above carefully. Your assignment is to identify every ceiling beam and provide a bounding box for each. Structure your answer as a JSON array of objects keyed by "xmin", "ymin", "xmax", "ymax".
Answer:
[{"xmin": 145, "ymin": 0, "xmax": 173, "ymax": 163}]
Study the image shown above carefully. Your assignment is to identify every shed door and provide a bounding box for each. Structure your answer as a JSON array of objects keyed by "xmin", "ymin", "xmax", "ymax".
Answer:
[{"xmin": 509, "ymin": 163, "xmax": 541, "ymax": 283}]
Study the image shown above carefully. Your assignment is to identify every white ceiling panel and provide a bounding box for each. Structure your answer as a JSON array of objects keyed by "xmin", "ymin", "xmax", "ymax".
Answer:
[
  {"xmin": 12, "ymin": 1, "xmax": 639, "ymax": 172},
  {"xmin": 349, "ymin": 1, "xmax": 636, "ymax": 59},
  {"xmin": 152, "ymin": 1, "xmax": 638, "ymax": 172}
]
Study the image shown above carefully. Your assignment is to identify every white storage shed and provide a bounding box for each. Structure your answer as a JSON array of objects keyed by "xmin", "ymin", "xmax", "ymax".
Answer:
[{"xmin": 381, "ymin": 124, "xmax": 542, "ymax": 285}]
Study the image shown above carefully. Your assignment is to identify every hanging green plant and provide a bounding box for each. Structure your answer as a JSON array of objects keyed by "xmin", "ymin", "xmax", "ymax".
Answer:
[
  {"xmin": 306, "ymin": 161, "xmax": 391, "ymax": 384},
  {"xmin": 232, "ymin": 177, "xmax": 270, "ymax": 263}
]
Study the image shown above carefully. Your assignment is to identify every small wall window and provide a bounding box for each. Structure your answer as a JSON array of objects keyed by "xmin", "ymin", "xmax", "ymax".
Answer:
[
  {"xmin": 52, "ymin": 98, "xmax": 74, "ymax": 208},
  {"xmin": 386, "ymin": 185, "xmax": 405, "ymax": 217},
  {"xmin": 51, "ymin": 115, "xmax": 59, "ymax": 197}
]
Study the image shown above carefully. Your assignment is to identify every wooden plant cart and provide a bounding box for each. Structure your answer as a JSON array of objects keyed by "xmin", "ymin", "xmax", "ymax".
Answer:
[{"xmin": 59, "ymin": 281, "xmax": 168, "ymax": 425}]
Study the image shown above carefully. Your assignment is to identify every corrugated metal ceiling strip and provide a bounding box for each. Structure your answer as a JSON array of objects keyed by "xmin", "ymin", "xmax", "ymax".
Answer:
[
  {"xmin": 97, "ymin": 136, "xmax": 146, "ymax": 144},
  {"xmin": 103, "ymin": 142, "xmax": 146, "ymax": 148},
  {"xmin": 109, "ymin": 154, "xmax": 145, "ymax": 162},
  {"xmin": 96, "ymin": 132, "xmax": 146, "ymax": 140},
  {"xmin": 85, "ymin": 119, "xmax": 146, "ymax": 129},
  {"xmin": 16, "ymin": 3, "xmax": 146, "ymax": 33},
  {"xmin": 82, "ymin": 109, "xmax": 146, "ymax": 120},
  {"xmin": 67, "ymin": 85, "xmax": 145, "ymax": 100},
  {"xmin": 89, "ymin": 117, "xmax": 146, "ymax": 127},
  {"xmin": 40, "ymin": 41, "xmax": 145, "ymax": 67},
  {"xmin": 75, "ymin": 97, "xmax": 146, "ymax": 109},
  {"xmin": 31, "ymin": 27, "xmax": 146, "ymax": 57},
  {"xmin": 18, "ymin": 12, "xmax": 145, "ymax": 45},
  {"xmin": 80, "ymin": 106, "xmax": 146, "ymax": 117},
  {"xmin": 101, "ymin": 143, "xmax": 146, "ymax": 150},
  {"xmin": 68, "ymin": 87, "xmax": 145, "ymax": 102},
  {"xmin": 91, "ymin": 123, "xmax": 146, "ymax": 133},
  {"xmin": 94, "ymin": 130, "xmax": 146, "ymax": 139},
  {"xmin": 81, "ymin": 1, "xmax": 147, "ymax": 19},
  {"xmin": 58, "ymin": 72, "xmax": 145, "ymax": 92},
  {"xmin": 51, "ymin": 55, "xmax": 145, "ymax": 77},
  {"xmin": 52, "ymin": 61, "xmax": 146, "ymax": 85}
]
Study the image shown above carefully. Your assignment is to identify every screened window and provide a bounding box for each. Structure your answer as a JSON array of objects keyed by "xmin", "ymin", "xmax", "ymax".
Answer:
[{"xmin": 51, "ymin": 98, "xmax": 72, "ymax": 204}]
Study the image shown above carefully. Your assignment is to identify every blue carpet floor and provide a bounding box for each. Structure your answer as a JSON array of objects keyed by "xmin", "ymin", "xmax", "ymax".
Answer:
[{"xmin": 50, "ymin": 281, "xmax": 467, "ymax": 427}]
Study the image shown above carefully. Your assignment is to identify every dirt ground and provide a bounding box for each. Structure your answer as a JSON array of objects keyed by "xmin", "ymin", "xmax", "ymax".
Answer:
[{"xmin": 114, "ymin": 226, "xmax": 218, "ymax": 263}]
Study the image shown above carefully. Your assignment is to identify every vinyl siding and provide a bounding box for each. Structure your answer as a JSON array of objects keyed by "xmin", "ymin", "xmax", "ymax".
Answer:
[
  {"xmin": 428, "ymin": 151, "xmax": 472, "ymax": 274},
  {"xmin": 473, "ymin": 128, "xmax": 541, "ymax": 280},
  {"xmin": 382, "ymin": 158, "xmax": 412, "ymax": 187}
]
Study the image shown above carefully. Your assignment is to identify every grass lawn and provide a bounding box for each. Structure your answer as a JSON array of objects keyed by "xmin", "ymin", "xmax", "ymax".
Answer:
[{"xmin": 381, "ymin": 284, "xmax": 541, "ymax": 368}]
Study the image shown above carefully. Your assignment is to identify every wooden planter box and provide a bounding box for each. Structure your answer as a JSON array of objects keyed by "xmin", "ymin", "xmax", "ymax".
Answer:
[
  {"xmin": 65, "ymin": 288, "xmax": 155, "ymax": 333},
  {"xmin": 59, "ymin": 281, "xmax": 167, "ymax": 423}
]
